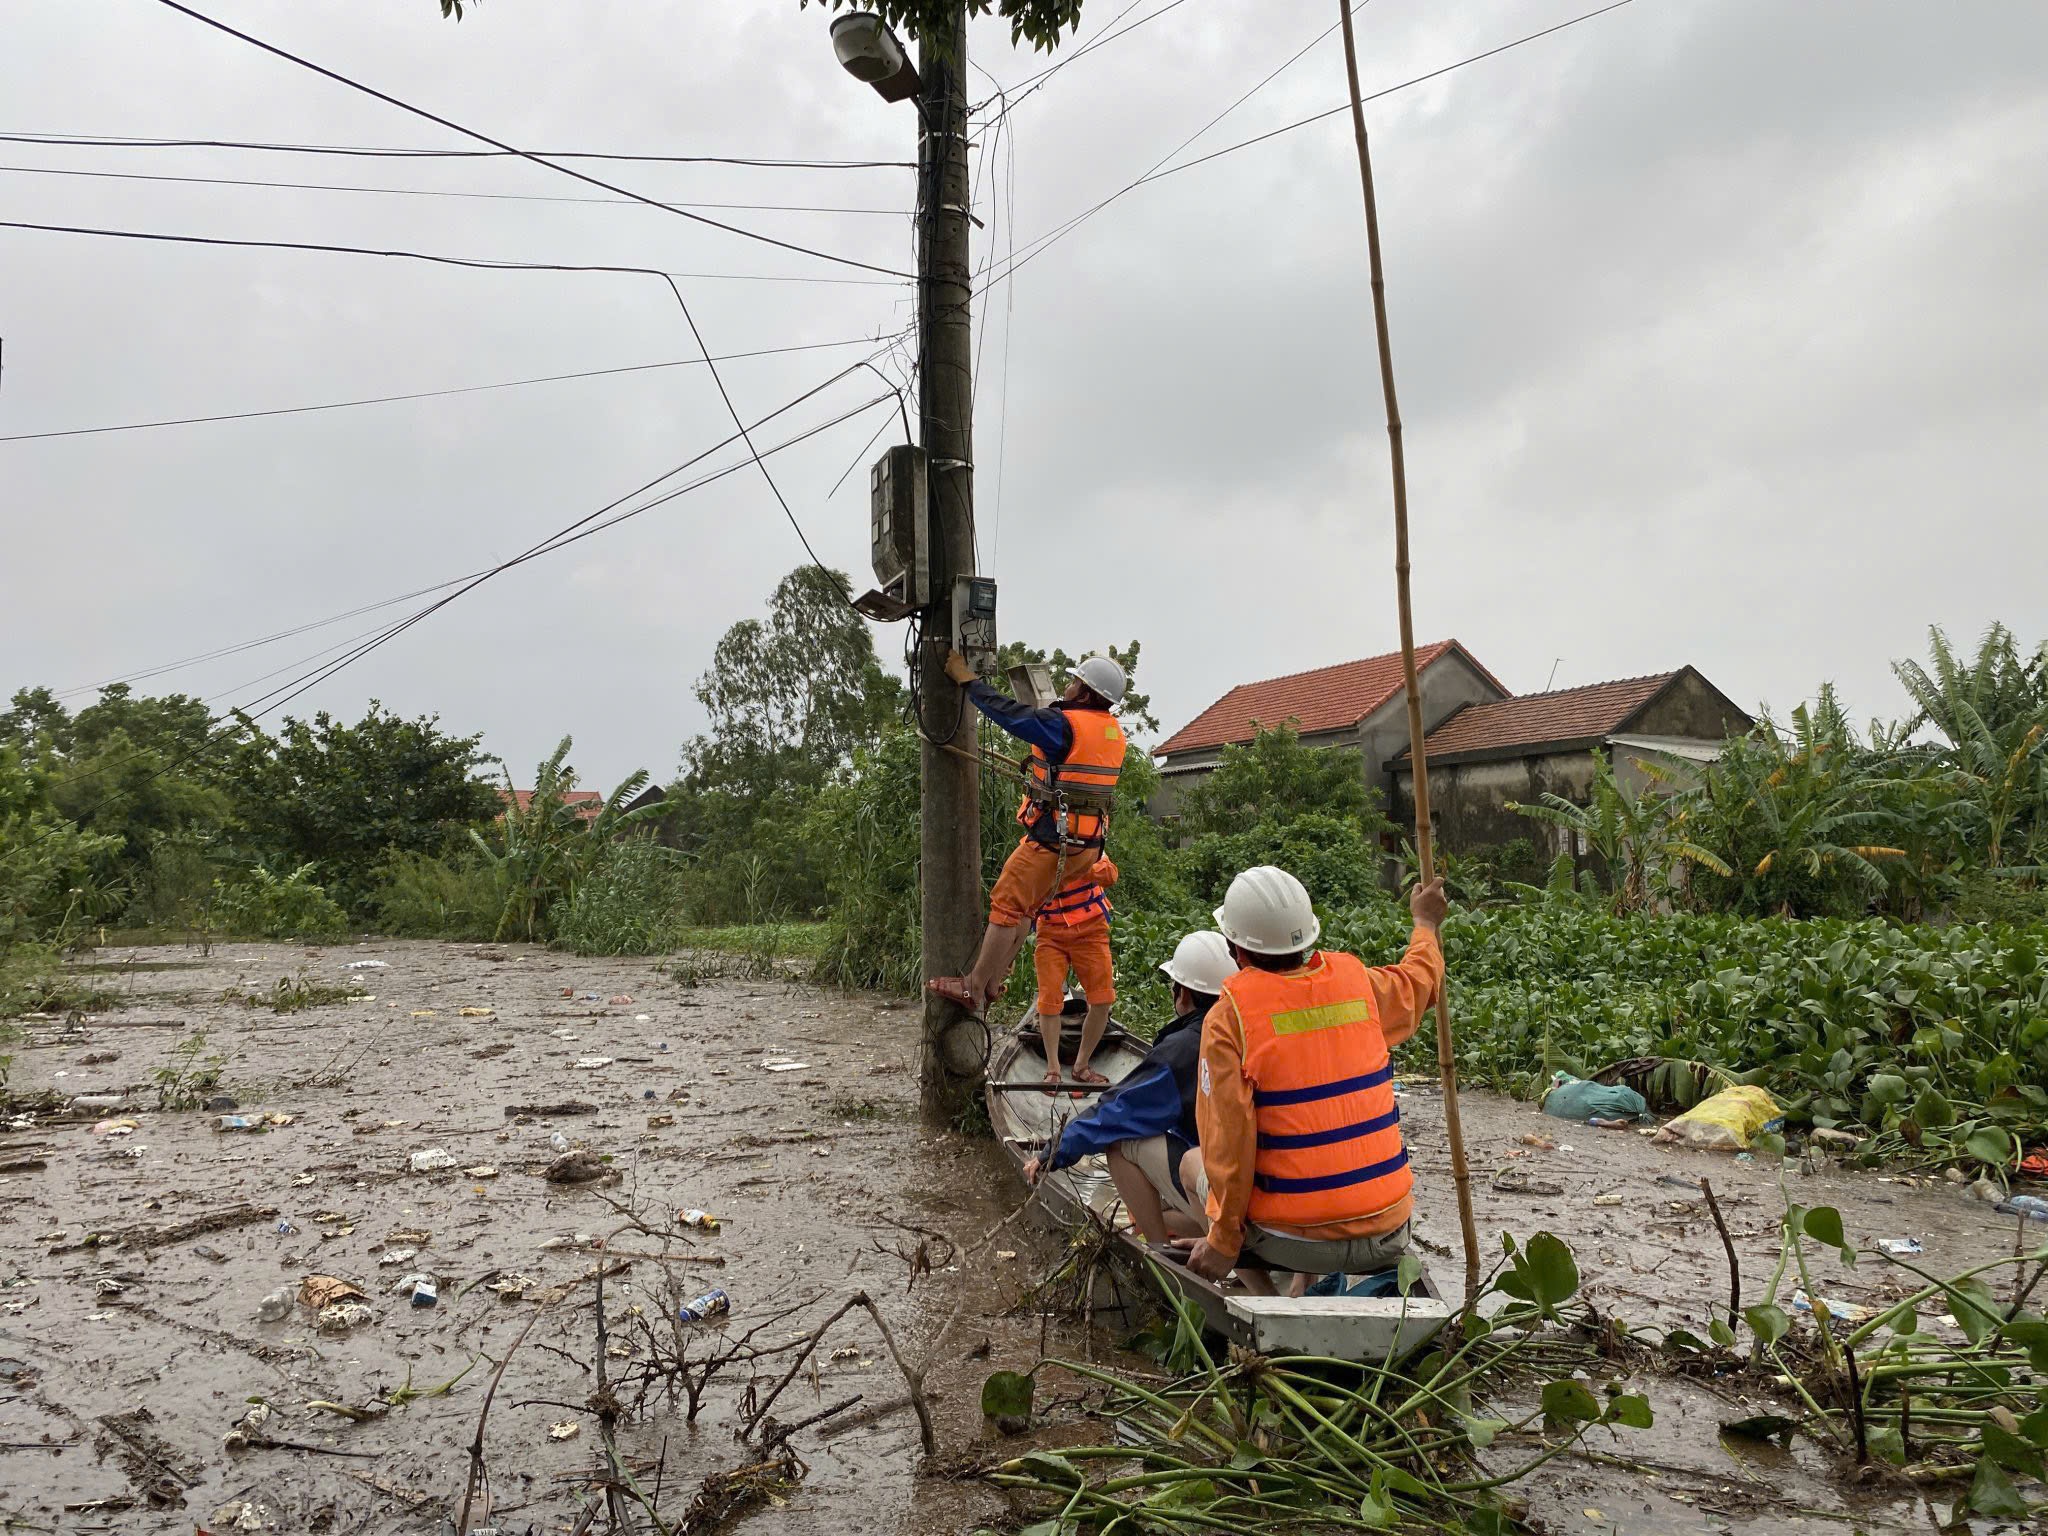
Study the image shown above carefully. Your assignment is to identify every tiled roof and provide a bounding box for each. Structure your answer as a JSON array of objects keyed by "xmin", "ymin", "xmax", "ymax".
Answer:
[
  {"xmin": 501, "ymin": 788, "xmax": 605, "ymax": 819},
  {"xmin": 1157, "ymin": 641, "xmax": 1500, "ymax": 757},
  {"xmin": 1405, "ymin": 674, "xmax": 1676, "ymax": 761}
]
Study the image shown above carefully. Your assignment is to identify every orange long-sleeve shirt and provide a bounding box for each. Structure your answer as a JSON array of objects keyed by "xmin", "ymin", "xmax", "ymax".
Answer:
[{"xmin": 1195, "ymin": 927, "xmax": 1443, "ymax": 1260}]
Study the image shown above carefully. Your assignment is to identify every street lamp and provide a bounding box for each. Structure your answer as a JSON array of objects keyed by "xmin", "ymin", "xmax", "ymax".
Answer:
[{"xmin": 830, "ymin": 11, "xmax": 920, "ymax": 102}]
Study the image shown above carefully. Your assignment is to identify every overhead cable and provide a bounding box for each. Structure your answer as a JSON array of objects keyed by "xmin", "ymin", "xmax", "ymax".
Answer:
[
  {"xmin": 143, "ymin": 0, "xmax": 876, "ymax": 572},
  {"xmin": 145, "ymin": 0, "xmax": 910, "ymax": 278},
  {"xmin": 0, "ymin": 162, "xmax": 909, "ymax": 215},
  {"xmin": 977, "ymin": 0, "xmax": 1633, "ymax": 298},
  {"xmin": 0, "ymin": 130, "xmax": 910, "ymax": 169},
  {"xmin": 0, "ymin": 335, "xmax": 887, "ymax": 444}
]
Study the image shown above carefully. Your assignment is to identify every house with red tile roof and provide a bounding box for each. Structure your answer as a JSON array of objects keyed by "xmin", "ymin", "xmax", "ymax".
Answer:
[
  {"xmin": 1387, "ymin": 667, "xmax": 1753, "ymax": 858},
  {"xmin": 499, "ymin": 788, "xmax": 605, "ymax": 823},
  {"xmin": 1151, "ymin": 640, "xmax": 1509, "ymax": 821}
]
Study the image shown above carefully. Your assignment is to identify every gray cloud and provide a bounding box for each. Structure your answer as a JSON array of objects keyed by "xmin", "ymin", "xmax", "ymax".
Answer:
[{"xmin": 3, "ymin": 0, "xmax": 2043, "ymax": 791}]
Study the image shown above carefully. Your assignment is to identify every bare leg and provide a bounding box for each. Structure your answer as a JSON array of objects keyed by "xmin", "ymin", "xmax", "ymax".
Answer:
[
  {"xmin": 964, "ymin": 921, "xmax": 1029, "ymax": 1003},
  {"xmin": 1237, "ymin": 1269, "xmax": 1278, "ymax": 1297},
  {"xmin": 1072, "ymin": 1001, "xmax": 1112, "ymax": 1079},
  {"xmin": 1106, "ymin": 1146, "xmax": 1171, "ymax": 1242},
  {"xmin": 1035, "ymin": 1009, "xmax": 1066, "ymax": 1089}
]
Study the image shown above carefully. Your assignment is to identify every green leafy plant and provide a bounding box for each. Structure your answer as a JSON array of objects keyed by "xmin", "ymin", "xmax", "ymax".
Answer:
[
  {"xmin": 153, "ymin": 1029, "xmax": 227, "ymax": 1109},
  {"xmin": 212, "ymin": 864, "xmax": 349, "ymax": 939}
]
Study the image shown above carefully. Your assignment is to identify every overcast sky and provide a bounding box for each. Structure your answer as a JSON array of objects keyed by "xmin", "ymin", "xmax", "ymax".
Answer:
[{"xmin": 4, "ymin": 0, "xmax": 2043, "ymax": 789}]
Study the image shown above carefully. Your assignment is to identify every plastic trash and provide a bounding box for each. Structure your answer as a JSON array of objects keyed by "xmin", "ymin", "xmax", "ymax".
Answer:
[
  {"xmin": 762, "ymin": 1060, "xmax": 810, "ymax": 1073},
  {"xmin": 410, "ymin": 1279, "xmax": 438, "ymax": 1308},
  {"xmin": 276, "ymin": 1219, "xmax": 299, "ymax": 1236},
  {"xmin": 342, "ymin": 960, "xmax": 388, "ymax": 970},
  {"xmin": 217, "ymin": 1115, "xmax": 263, "ymax": 1133},
  {"xmin": 409, "ymin": 1148, "xmax": 458, "ymax": 1173},
  {"xmin": 318, "ymin": 1302, "xmax": 374, "ymax": 1333},
  {"xmin": 69, "ymin": 1094, "xmax": 126, "ymax": 1111},
  {"xmin": 678, "ymin": 1209, "xmax": 720, "ymax": 1232},
  {"xmin": 678, "ymin": 1287, "xmax": 730, "ymax": 1323},
  {"xmin": 1970, "ymin": 1176, "xmax": 2005, "ymax": 1204},
  {"xmin": 256, "ymin": 1288, "xmax": 294, "ymax": 1322},
  {"xmin": 608, "ymin": 995, "xmax": 633, "ymax": 1006},
  {"xmin": 572, "ymin": 1057, "xmax": 614, "ymax": 1070},
  {"xmin": 1877, "ymin": 1238, "xmax": 1923, "ymax": 1255},
  {"xmin": 1651, "ymin": 1086, "xmax": 1783, "ymax": 1152},
  {"xmin": 91, "ymin": 1118, "xmax": 138, "ymax": 1136},
  {"xmin": 1996, "ymin": 1195, "xmax": 2048, "ymax": 1223},
  {"xmin": 300, "ymin": 1275, "xmax": 366, "ymax": 1308},
  {"xmin": 1791, "ymin": 1289, "xmax": 1871, "ymax": 1324},
  {"xmin": 1540, "ymin": 1073, "xmax": 1647, "ymax": 1123},
  {"xmin": 549, "ymin": 1132, "xmax": 571, "ymax": 1154}
]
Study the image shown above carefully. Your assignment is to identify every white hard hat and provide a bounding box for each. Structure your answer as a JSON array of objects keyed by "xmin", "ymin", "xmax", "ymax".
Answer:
[
  {"xmin": 1073, "ymin": 655, "xmax": 1127, "ymax": 706},
  {"xmin": 1214, "ymin": 865, "xmax": 1321, "ymax": 955},
  {"xmin": 1159, "ymin": 931, "xmax": 1236, "ymax": 995}
]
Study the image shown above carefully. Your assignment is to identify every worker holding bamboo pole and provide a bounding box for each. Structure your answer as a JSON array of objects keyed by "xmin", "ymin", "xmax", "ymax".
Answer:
[{"xmin": 1173, "ymin": 865, "xmax": 1447, "ymax": 1296}]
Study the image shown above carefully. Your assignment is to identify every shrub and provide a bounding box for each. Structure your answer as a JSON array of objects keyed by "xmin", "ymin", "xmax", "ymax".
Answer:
[
  {"xmin": 370, "ymin": 850, "xmax": 504, "ymax": 940},
  {"xmin": 555, "ymin": 840, "xmax": 690, "ymax": 956},
  {"xmin": 213, "ymin": 864, "xmax": 348, "ymax": 939}
]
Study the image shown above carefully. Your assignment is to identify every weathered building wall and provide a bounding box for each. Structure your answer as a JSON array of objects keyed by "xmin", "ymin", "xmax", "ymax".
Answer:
[
  {"xmin": 1630, "ymin": 672, "xmax": 1751, "ymax": 742},
  {"xmin": 1393, "ymin": 752, "xmax": 1601, "ymax": 856}
]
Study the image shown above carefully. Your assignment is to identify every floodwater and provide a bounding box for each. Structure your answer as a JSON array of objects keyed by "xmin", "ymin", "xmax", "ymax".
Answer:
[{"xmin": 0, "ymin": 941, "xmax": 2030, "ymax": 1533}]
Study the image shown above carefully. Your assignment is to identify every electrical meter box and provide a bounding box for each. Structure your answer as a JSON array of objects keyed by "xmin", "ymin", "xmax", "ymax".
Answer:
[
  {"xmin": 851, "ymin": 445, "xmax": 928, "ymax": 622},
  {"xmin": 953, "ymin": 576, "xmax": 999, "ymax": 678},
  {"xmin": 1007, "ymin": 661, "xmax": 1055, "ymax": 709}
]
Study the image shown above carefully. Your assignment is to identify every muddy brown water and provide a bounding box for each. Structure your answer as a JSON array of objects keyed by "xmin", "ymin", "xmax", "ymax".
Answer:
[{"xmin": 0, "ymin": 941, "xmax": 2029, "ymax": 1533}]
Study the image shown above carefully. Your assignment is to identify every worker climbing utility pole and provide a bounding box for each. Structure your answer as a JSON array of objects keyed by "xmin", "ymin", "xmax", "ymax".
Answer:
[
  {"xmin": 1337, "ymin": 0, "xmax": 1482, "ymax": 1305},
  {"xmin": 916, "ymin": 3, "xmax": 983, "ymax": 1125}
]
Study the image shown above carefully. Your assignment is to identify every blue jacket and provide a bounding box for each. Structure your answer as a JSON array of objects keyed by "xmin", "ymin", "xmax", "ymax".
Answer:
[
  {"xmin": 1046, "ymin": 1008, "xmax": 1205, "ymax": 1174},
  {"xmin": 969, "ymin": 682, "xmax": 1103, "ymax": 850}
]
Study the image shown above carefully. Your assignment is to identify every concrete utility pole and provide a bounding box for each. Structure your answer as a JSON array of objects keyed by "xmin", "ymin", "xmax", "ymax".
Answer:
[{"xmin": 916, "ymin": 4, "xmax": 982, "ymax": 1126}]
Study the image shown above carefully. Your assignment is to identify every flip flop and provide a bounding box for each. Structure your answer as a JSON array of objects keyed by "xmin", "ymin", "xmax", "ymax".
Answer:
[
  {"xmin": 1069, "ymin": 1066, "xmax": 1110, "ymax": 1100},
  {"xmin": 1040, "ymin": 1069, "xmax": 1064, "ymax": 1097},
  {"xmin": 925, "ymin": 975, "xmax": 983, "ymax": 1013}
]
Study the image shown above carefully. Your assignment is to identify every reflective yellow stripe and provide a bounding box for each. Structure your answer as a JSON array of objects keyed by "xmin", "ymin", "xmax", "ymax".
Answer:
[{"xmin": 1269, "ymin": 998, "xmax": 1371, "ymax": 1037}]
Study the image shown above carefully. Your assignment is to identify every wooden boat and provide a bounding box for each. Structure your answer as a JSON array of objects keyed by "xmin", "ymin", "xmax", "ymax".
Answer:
[{"xmin": 986, "ymin": 1005, "xmax": 1452, "ymax": 1362}]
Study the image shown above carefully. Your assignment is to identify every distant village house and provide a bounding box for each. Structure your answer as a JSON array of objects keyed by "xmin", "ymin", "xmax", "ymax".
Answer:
[{"xmin": 1153, "ymin": 643, "xmax": 1752, "ymax": 865}]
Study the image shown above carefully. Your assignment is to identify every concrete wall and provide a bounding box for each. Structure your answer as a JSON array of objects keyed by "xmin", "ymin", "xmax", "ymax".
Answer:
[
  {"xmin": 1393, "ymin": 752, "xmax": 1601, "ymax": 857},
  {"xmin": 1630, "ymin": 670, "xmax": 1752, "ymax": 742}
]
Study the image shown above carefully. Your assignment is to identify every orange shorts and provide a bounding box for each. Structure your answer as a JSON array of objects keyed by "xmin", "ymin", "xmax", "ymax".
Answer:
[
  {"xmin": 989, "ymin": 837, "xmax": 1093, "ymax": 928},
  {"xmin": 1033, "ymin": 915, "xmax": 1115, "ymax": 1015}
]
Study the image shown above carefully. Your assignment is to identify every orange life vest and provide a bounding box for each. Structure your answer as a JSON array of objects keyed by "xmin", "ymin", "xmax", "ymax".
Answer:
[
  {"xmin": 1219, "ymin": 951, "xmax": 1411, "ymax": 1231},
  {"xmin": 1017, "ymin": 706, "xmax": 1125, "ymax": 847},
  {"xmin": 1038, "ymin": 858, "xmax": 1115, "ymax": 928}
]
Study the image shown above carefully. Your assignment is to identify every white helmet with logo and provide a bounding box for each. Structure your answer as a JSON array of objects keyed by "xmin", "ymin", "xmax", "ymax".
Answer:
[
  {"xmin": 1073, "ymin": 654, "xmax": 1127, "ymax": 706},
  {"xmin": 1159, "ymin": 931, "xmax": 1236, "ymax": 995},
  {"xmin": 1214, "ymin": 865, "xmax": 1321, "ymax": 955}
]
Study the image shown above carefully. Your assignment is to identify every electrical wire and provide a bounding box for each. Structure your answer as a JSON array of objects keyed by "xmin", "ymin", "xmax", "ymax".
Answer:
[
  {"xmin": 0, "ymin": 162, "xmax": 910, "ymax": 215},
  {"xmin": 33, "ymin": 356, "xmax": 898, "ymax": 831},
  {"xmin": 975, "ymin": 0, "xmax": 1633, "ymax": 299},
  {"xmin": 0, "ymin": 130, "xmax": 911, "ymax": 169},
  {"xmin": 0, "ymin": 218, "xmax": 906, "ymax": 285},
  {"xmin": 0, "ymin": 335, "xmax": 884, "ymax": 444},
  {"xmin": 145, "ymin": 1, "xmax": 910, "ymax": 278},
  {"xmin": 142, "ymin": 0, "xmax": 876, "ymax": 577},
  {"xmin": 975, "ymin": 0, "xmax": 1188, "ymax": 118}
]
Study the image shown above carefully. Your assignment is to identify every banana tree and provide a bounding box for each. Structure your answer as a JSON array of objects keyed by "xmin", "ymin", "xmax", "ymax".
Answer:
[{"xmin": 1508, "ymin": 750, "xmax": 1730, "ymax": 913}]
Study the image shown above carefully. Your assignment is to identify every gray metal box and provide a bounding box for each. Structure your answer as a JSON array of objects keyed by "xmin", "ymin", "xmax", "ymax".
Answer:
[{"xmin": 869, "ymin": 444, "xmax": 928, "ymax": 609}]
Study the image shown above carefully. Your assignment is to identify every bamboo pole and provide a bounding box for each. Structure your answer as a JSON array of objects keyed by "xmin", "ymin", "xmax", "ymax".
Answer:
[{"xmin": 1336, "ymin": 0, "xmax": 1480, "ymax": 1306}]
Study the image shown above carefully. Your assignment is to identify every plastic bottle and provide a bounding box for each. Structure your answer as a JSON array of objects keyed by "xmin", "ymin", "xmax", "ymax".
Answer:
[
  {"xmin": 549, "ymin": 1131, "xmax": 570, "ymax": 1154},
  {"xmin": 678, "ymin": 1209, "xmax": 720, "ymax": 1232},
  {"xmin": 678, "ymin": 1288, "xmax": 730, "ymax": 1323},
  {"xmin": 256, "ymin": 1288, "xmax": 293, "ymax": 1322},
  {"xmin": 1996, "ymin": 1194, "xmax": 2048, "ymax": 1223}
]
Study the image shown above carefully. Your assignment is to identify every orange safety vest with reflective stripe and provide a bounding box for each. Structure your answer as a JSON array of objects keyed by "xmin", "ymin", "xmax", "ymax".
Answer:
[
  {"xmin": 1018, "ymin": 706, "xmax": 1125, "ymax": 848},
  {"xmin": 1037, "ymin": 858, "xmax": 1116, "ymax": 928},
  {"xmin": 1220, "ymin": 951, "xmax": 1411, "ymax": 1231}
]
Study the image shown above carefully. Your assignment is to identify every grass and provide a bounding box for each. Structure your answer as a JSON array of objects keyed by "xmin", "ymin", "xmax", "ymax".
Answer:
[{"xmin": 670, "ymin": 921, "xmax": 829, "ymax": 959}]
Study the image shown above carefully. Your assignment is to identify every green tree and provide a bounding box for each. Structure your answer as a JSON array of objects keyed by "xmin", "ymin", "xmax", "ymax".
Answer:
[
  {"xmin": 439, "ymin": 2, "xmax": 1095, "ymax": 50},
  {"xmin": 992, "ymin": 639, "xmax": 1157, "ymax": 736},
  {"xmin": 669, "ymin": 566, "xmax": 902, "ymax": 921},
  {"xmin": 1891, "ymin": 623, "xmax": 2048, "ymax": 871},
  {"xmin": 229, "ymin": 701, "xmax": 501, "ymax": 912},
  {"xmin": 0, "ymin": 745, "xmax": 124, "ymax": 952},
  {"xmin": 1174, "ymin": 722, "xmax": 1375, "ymax": 839}
]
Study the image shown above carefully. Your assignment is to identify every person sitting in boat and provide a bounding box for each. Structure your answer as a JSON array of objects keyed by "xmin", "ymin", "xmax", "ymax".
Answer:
[
  {"xmin": 1174, "ymin": 866, "xmax": 1448, "ymax": 1295},
  {"xmin": 1020, "ymin": 931, "xmax": 1238, "ymax": 1241}
]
